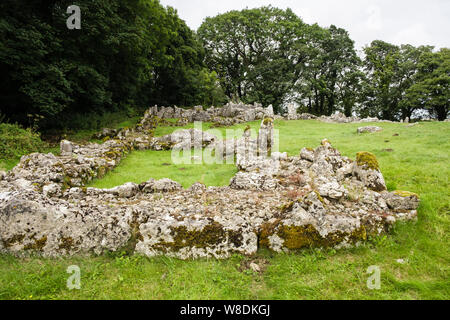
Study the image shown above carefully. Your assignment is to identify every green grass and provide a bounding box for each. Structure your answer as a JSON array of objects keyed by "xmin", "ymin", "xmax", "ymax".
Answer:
[
  {"xmin": 89, "ymin": 150, "xmax": 237, "ymax": 189},
  {"xmin": 0, "ymin": 120, "xmax": 449, "ymax": 300}
]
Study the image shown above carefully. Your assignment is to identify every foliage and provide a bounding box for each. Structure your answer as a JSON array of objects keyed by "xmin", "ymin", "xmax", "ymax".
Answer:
[
  {"xmin": 294, "ymin": 24, "xmax": 361, "ymax": 116},
  {"xmin": 402, "ymin": 48, "xmax": 450, "ymax": 121},
  {"xmin": 199, "ymin": 7, "xmax": 448, "ymax": 121},
  {"xmin": 0, "ymin": 123, "xmax": 46, "ymax": 159},
  {"xmin": 359, "ymin": 41, "xmax": 436, "ymax": 121},
  {"xmin": 198, "ymin": 6, "xmax": 308, "ymax": 114},
  {"xmin": 0, "ymin": 0, "xmax": 225, "ymax": 129}
]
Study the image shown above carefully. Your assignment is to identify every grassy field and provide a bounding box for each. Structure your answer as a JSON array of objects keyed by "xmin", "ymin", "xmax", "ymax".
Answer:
[{"xmin": 0, "ymin": 120, "xmax": 449, "ymax": 300}]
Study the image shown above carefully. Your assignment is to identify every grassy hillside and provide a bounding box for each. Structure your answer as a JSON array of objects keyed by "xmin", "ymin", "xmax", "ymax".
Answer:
[{"xmin": 0, "ymin": 120, "xmax": 448, "ymax": 300}]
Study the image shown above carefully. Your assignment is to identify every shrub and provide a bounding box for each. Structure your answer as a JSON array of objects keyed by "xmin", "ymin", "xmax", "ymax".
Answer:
[{"xmin": 0, "ymin": 123, "xmax": 46, "ymax": 159}]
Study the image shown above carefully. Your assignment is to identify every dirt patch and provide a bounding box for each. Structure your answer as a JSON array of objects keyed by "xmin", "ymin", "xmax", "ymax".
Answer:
[{"xmin": 238, "ymin": 257, "xmax": 270, "ymax": 274}]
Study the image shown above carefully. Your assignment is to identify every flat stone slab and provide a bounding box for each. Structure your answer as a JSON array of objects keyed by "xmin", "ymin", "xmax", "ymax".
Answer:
[{"xmin": 357, "ymin": 126, "xmax": 383, "ymax": 134}]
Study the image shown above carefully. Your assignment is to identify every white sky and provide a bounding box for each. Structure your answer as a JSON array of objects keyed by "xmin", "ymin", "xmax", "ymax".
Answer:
[{"xmin": 159, "ymin": 0, "xmax": 450, "ymax": 51}]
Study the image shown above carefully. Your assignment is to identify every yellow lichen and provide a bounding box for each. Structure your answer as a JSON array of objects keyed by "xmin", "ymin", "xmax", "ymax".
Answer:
[
  {"xmin": 263, "ymin": 117, "xmax": 274, "ymax": 125},
  {"xmin": 259, "ymin": 222, "xmax": 368, "ymax": 251},
  {"xmin": 153, "ymin": 222, "xmax": 227, "ymax": 252},
  {"xmin": 393, "ymin": 190, "xmax": 419, "ymax": 198},
  {"xmin": 356, "ymin": 152, "xmax": 380, "ymax": 171}
]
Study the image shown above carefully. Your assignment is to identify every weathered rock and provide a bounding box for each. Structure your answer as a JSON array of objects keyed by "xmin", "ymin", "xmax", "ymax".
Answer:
[
  {"xmin": 266, "ymin": 105, "xmax": 274, "ymax": 117},
  {"xmin": 107, "ymin": 182, "xmax": 140, "ymax": 198},
  {"xmin": 145, "ymin": 103, "xmax": 275, "ymax": 128},
  {"xmin": 286, "ymin": 103, "xmax": 298, "ymax": 120},
  {"xmin": 300, "ymin": 148, "xmax": 315, "ymax": 162},
  {"xmin": 258, "ymin": 117, "xmax": 274, "ymax": 156},
  {"xmin": 230, "ymin": 172, "xmax": 279, "ymax": 191},
  {"xmin": 352, "ymin": 152, "xmax": 386, "ymax": 192},
  {"xmin": 316, "ymin": 179, "xmax": 347, "ymax": 200},
  {"xmin": 43, "ymin": 183, "xmax": 62, "ymax": 198},
  {"xmin": 93, "ymin": 128, "xmax": 119, "ymax": 140},
  {"xmin": 154, "ymin": 129, "xmax": 217, "ymax": 151},
  {"xmin": 0, "ymin": 171, "xmax": 5, "ymax": 181},
  {"xmin": 135, "ymin": 217, "xmax": 258, "ymax": 259},
  {"xmin": 382, "ymin": 191, "xmax": 420, "ymax": 211},
  {"xmin": 140, "ymin": 178, "xmax": 183, "ymax": 193}
]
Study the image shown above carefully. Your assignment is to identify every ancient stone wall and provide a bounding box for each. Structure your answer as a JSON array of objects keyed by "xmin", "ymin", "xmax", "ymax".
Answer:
[{"xmin": 0, "ymin": 107, "xmax": 420, "ymax": 259}]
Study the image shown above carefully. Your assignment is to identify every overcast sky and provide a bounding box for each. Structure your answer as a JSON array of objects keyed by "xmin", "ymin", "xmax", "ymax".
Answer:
[{"xmin": 159, "ymin": 0, "xmax": 450, "ymax": 51}]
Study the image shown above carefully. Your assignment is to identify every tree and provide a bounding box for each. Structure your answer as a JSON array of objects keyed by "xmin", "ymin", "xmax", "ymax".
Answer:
[
  {"xmin": 295, "ymin": 25, "xmax": 361, "ymax": 116},
  {"xmin": 198, "ymin": 6, "xmax": 308, "ymax": 114},
  {"xmin": 0, "ymin": 0, "xmax": 222, "ymax": 129},
  {"xmin": 403, "ymin": 48, "xmax": 449, "ymax": 121},
  {"xmin": 360, "ymin": 40, "xmax": 401, "ymax": 120},
  {"xmin": 359, "ymin": 41, "xmax": 434, "ymax": 121}
]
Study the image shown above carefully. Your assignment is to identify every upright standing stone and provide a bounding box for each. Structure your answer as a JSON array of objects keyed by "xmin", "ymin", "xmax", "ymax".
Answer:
[
  {"xmin": 266, "ymin": 105, "xmax": 274, "ymax": 117},
  {"xmin": 287, "ymin": 103, "xmax": 298, "ymax": 120},
  {"xmin": 60, "ymin": 140, "xmax": 73, "ymax": 156},
  {"xmin": 258, "ymin": 118, "xmax": 274, "ymax": 156}
]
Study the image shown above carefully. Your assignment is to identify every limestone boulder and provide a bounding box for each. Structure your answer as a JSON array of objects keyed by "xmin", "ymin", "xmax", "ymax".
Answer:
[
  {"xmin": 352, "ymin": 152, "xmax": 386, "ymax": 192},
  {"xmin": 358, "ymin": 126, "xmax": 383, "ymax": 134},
  {"xmin": 382, "ymin": 191, "xmax": 420, "ymax": 211},
  {"xmin": 60, "ymin": 140, "xmax": 73, "ymax": 156}
]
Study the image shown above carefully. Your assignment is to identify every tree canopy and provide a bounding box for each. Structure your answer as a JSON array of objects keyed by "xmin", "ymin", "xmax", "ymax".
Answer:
[
  {"xmin": 0, "ymin": 0, "xmax": 226, "ymax": 129},
  {"xmin": 1, "ymin": 3, "xmax": 448, "ymax": 129},
  {"xmin": 198, "ymin": 7, "xmax": 448, "ymax": 121}
]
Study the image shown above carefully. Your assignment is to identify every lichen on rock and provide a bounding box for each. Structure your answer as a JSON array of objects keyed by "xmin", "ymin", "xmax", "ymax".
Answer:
[{"xmin": 356, "ymin": 152, "xmax": 380, "ymax": 171}]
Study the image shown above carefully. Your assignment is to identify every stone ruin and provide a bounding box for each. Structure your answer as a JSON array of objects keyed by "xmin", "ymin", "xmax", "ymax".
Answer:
[
  {"xmin": 92, "ymin": 103, "xmax": 399, "ymax": 142},
  {"xmin": 287, "ymin": 110, "xmax": 395, "ymax": 124},
  {"xmin": 0, "ymin": 106, "xmax": 420, "ymax": 259},
  {"xmin": 143, "ymin": 103, "xmax": 387, "ymax": 125},
  {"xmin": 145, "ymin": 102, "xmax": 274, "ymax": 127}
]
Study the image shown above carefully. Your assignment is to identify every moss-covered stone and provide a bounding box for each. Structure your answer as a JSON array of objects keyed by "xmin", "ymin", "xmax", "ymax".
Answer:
[
  {"xmin": 314, "ymin": 190, "xmax": 326, "ymax": 205},
  {"xmin": 24, "ymin": 236, "xmax": 47, "ymax": 251},
  {"xmin": 58, "ymin": 237, "xmax": 75, "ymax": 251},
  {"xmin": 153, "ymin": 222, "xmax": 227, "ymax": 252},
  {"xmin": 259, "ymin": 222, "xmax": 368, "ymax": 251},
  {"xmin": 97, "ymin": 166, "xmax": 108, "ymax": 179},
  {"xmin": 263, "ymin": 117, "xmax": 274, "ymax": 125},
  {"xmin": 356, "ymin": 152, "xmax": 380, "ymax": 171},
  {"xmin": 62, "ymin": 176, "xmax": 72, "ymax": 191},
  {"xmin": 3, "ymin": 234, "xmax": 25, "ymax": 248},
  {"xmin": 279, "ymin": 201, "xmax": 295, "ymax": 213},
  {"xmin": 393, "ymin": 190, "xmax": 419, "ymax": 198}
]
